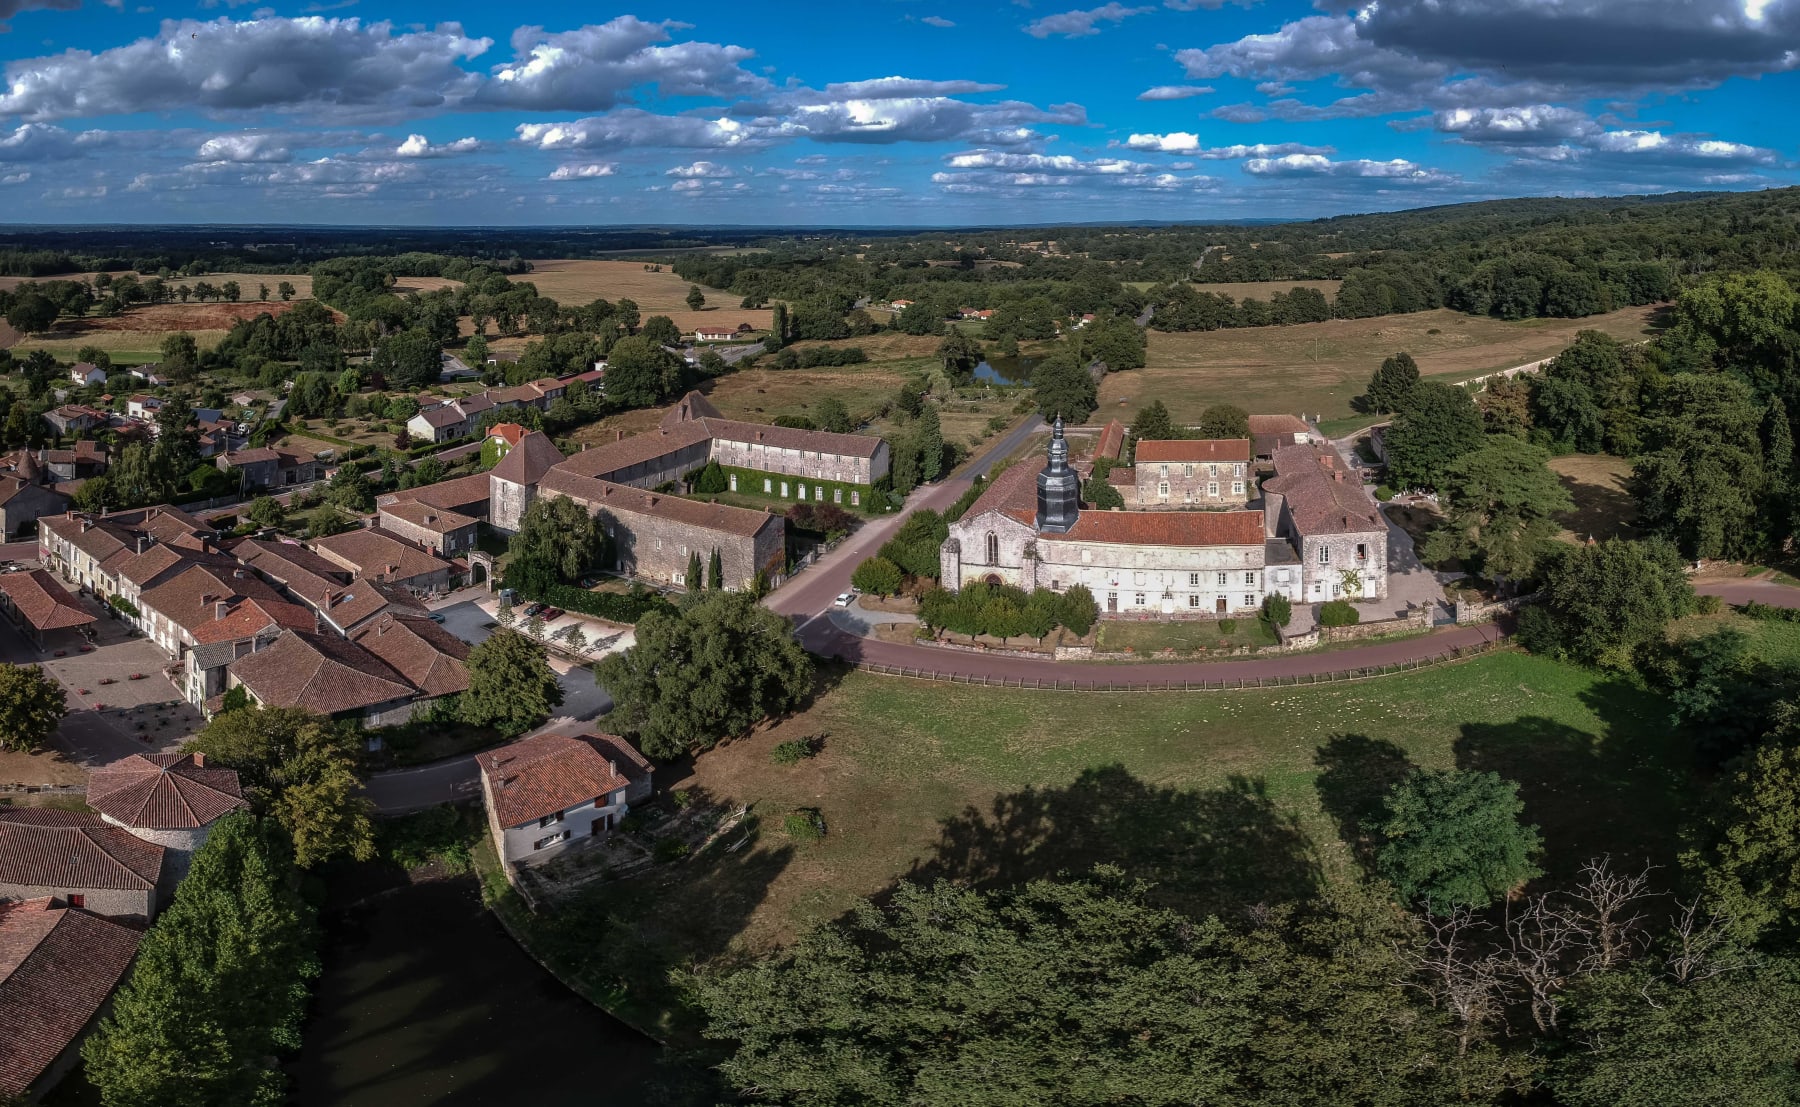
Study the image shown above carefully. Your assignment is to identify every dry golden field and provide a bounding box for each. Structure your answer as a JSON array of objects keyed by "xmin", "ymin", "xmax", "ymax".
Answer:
[
  {"xmin": 1104, "ymin": 305, "xmax": 1664, "ymax": 425},
  {"xmin": 521, "ymin": 259, "xmax": 770, "ymax": 331},
  {"xmin": 1548, "ymin": 453, "xmax": 1638, "ymax": 543},
  {"xmin": 0, "ymin": 271, "xmax": 460, "ymax": 298}
]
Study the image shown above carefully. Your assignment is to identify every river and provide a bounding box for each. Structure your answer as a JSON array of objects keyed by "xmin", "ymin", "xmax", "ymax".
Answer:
[{"xmin": 293, "ymin": 875, "xmax": 665, "ymax": 1106}]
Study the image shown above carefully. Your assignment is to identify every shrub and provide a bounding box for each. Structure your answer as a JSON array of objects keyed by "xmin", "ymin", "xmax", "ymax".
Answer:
[
  {"xmin": 772, "ymin": 739, "xmax": 817, "ymax": 765},
  {"xmin": 1218, "ymin": 618, "xmax": 1237, "ymax": 635},
  {"xmin": 1319, "ymin": 599, "xmax": 1361, "ymax": 627},
  {"xmin": 654, "ymin": 837, "xmax": 690, "ymax": 863},
  {"xmin": 1696, "ymin": 594, "xmax": 1724, "ymax": 615},
  {"xmin": 1262, "ymin": 593, "xmax": 1292, "ymax": 628},
  {"xmin": 691, "ymin": 459, "xmax": 729, "ymax": 494},
  {"xmin": 783, "ymin": 809, "xmax": 825, "ymax": 841},
  {"xmin": 1374, "ymin": 486, "xmax": 1395, "ymax": 502}
]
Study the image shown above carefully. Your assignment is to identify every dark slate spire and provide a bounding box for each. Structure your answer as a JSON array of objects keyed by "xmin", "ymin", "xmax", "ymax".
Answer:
[{"xmin": 1036, "ymin": 415, "xmax": 1079, "ymax": 533}]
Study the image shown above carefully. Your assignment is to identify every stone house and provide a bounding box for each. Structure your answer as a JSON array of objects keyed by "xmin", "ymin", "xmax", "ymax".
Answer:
[
  {"xmin": 224, "ymin": 628, "xmax": 421, "ymax": 726},
  {"xmin": 42, "ymin": 405, "xmax": 106, "ymax": 437},
  {"xmin": 218, "ymin": 446, "xmax": 324, "ymax": 491},
  {"xmin": 36, "ymin": 505, "xmax": 211, "ymax": 601},
  {"xmin": 349, "ymin": 612, "xmax": 470, "ymax": 710},
  {"xmin": 377, "ymin": 500, "xmax": 479, "ymax": 556},
  {"xmin": 1262, "ymin": 443, "xmax": 1389, "ymax": 602},
  {"xmin": 537, "ymin": 467, "xmax": 785, "ymax": 589},
  {"xmin": 35, "ymin": 441, "xmax": 107, "ymax": 482},
  {"xmin": 0, "ymin": 808, "xmax": 165, "ymax": 920},
  {"xmin": 0, "ymin": 897, "xmax": 144, "ymax": 1103},
  {"xmin": 1247, "ymin": 414, "xmax": 1315, "ymax": 460},
  {"xmin": 0, "ymin": 475, "xmax": 69, "ymax": 540},
  {"xmin": 85, "ymin": 752, "xmax": 248, "ymax": 888},
  {"xmin": 311, "ymin": 526, "xmax": 456, "ymax": 593},
  {"xmin": 486, "ymin": 430, "xmax": 565, "ymax": 533},
  {"xmin": 1124, "ymin": 439, "xmax": 1252, "ymax": 509},
  {"xmin": 476, "ymin": 732, "xmax": 653, "ymax": 875}
]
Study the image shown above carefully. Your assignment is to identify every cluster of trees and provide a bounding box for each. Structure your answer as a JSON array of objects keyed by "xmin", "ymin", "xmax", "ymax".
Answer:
[
  {"xmin": 1147, "ymin": 282, "xmax": 1334, "ymax": 331},
  {"xmin": 594, "ymin": 591, "xmax": 813, "ymax": 760},
  {"xmin": 0, "ymin": 662, "xmax": 65, "ymax": 752},
  {"xmin": 503, "ymin": 495, "xmax": 608, "ymax": 598},
  {"xmin": 917, "ymin": 580, "xmax": 1099, "ymax": 643}
]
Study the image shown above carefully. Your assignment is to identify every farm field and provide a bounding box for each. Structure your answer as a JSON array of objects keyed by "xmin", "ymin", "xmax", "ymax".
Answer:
[
  {"xmin": 1107, "ymin": 305, "xmax": 1663, "ymax": 427},
  {"xmin": 0, "ymin": 272, "xmax": 459, "ymax": 298},
  {"xmin": 2, "ymin": 300, "xmax": 323, "ymax": 360},
  {"xmin": 522, "ymin": 258, "xmax": 771, "ymax": 335},
  {"xmin": 513, "ymin": 649, "xmax": 1702, "ymax": 1039},
  {"xmin": 1548, "ymin": 453, "xmax": 1638, "ymax": 543}
]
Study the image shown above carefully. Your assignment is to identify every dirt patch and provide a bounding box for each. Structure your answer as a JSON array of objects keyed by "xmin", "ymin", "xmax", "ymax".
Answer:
[
  {"xmin": 1108, "ymin": 305, "xmax": 1663, "ymax": 424},
  {"xmin": 80, "ymin": 300, "xmax": 325, "ymax": 333},
  {"xmin": 1549, "ymin": 453, "xmax": 1637, "ymax": 542},
  {"xmin": 0, "ymin": 746, "xmax": 89, "ymax": 788},
  {"xmin": 523, "ymin": 259, "xmax": 714, "ymax": 310}
]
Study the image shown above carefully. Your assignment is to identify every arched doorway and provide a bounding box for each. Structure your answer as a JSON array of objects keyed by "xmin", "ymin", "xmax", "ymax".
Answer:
[
  {"xmin": 984, "ymin": 573, "xmax": 1002, "ymax": 586},
  {"xmin": 467, "ymin": 551, "xmax": 496, "ymax": 592}
]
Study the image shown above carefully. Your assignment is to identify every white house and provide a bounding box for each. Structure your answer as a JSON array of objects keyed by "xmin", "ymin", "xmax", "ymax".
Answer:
[
  {"xmin": 476, "ymin": 732, "xmax": 653, "ymax": 878},
  {"xmin": 68, "ymin": 363, "xmax": 107, "ymax": 387}
]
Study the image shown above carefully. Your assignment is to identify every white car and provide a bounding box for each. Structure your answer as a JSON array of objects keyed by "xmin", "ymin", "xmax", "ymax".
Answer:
[{"xmin": 833, "ymin": 591, "xmax": 855, "ymax": 608}]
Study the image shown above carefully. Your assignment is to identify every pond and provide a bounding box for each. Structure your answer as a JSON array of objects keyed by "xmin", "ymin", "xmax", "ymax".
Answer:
[
  {"xmin": 293, "ymin": 875, "xmax": 666, "ymax": 1106},
  {"xmin": 972, "ymin": 355, "xmax": 1040, "ymax": 385}
]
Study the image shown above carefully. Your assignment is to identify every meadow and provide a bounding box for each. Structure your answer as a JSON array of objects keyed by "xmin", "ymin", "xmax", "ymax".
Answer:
[
  {"xmin": 522, "ymin": 258, "xmax": 771, "ymax": 335},
  {"xmin": 1105, "ymin": 305, "xmax": 1663, "ymax": 429}
]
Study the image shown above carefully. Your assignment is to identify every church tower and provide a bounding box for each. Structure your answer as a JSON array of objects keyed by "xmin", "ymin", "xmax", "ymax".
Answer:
[{"xmin": 1036, "ymin": 416, "xmax": 1080, "ymax": 533}]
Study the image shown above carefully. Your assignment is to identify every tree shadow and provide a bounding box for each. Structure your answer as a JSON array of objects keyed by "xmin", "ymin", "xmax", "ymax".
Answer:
[
  {"xmin": 901, "ymin": 763, "xmax": 1321, "ymax": 921},
  {"xmin": 1313, "ymin": 734, "xmax": 1416, "ymax": 871},
  {"xmin": 1455, "ymin": 685, "xmax": 1691, "ymax": 886},
  {"xmin": 1552, "ymin": 467, "xmax": 1639, "ymax": 543}
]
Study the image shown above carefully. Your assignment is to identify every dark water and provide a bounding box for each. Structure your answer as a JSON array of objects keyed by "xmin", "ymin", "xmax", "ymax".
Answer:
[
  {"xmin": 972, "ymin": 355, "xmax": 1039, "ymax": 384},
  {"xmin": 293, "ymin": 876, "xmax": 664, "ymax": 1107}
]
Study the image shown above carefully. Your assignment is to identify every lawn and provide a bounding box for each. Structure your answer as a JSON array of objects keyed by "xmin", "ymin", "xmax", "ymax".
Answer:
[
  {"xmin": 521, "ymin": 259, "xmax": 771, "ymax": 334},
  {"xmin": 1096, "ymin": 616, "xmax": 1279, "ymax": 654},
  {"xmin": 1548, "ymin": 453, "xmax": 1638, "ymax": 542},
  {"xmin": 1106, "ymin": 305, "xmax": 1664, "ymax": 427},
  {"xmin": 524, "ymin": 649, "xmax": 1698, "ymax": 1041}
]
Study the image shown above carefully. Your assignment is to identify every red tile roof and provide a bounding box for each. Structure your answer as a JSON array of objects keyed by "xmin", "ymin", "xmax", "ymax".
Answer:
[
  {"xmin": 1061, "ymin": 509, "xmax": 1267, "ymax": 547},
  {"xmin": 486, "ymin": 422, "xmax": 528, "ymax": 448},
  {"xmin": 188, "ymin": 596, "xmax": 315, "ymax": 646},
  {"xmin": 228, "ymin": 630, "xmax": 415, "ymax": 715},
  {"xmin": 0, "ymin": 569, "xmax": 95, "ymax": 632},
  {"xmin": 315, "ymin": 578, "xmax": 428, "ymax": 633},
  {"xmin": 0, "ymin": 898, "xmax": 143, "ymax": 1098},
  {"xmin": 86, "ymin": 752, "xmax": 247, "ymax": 830},
  {"xmin": 0, "ymin": 809, "xmax": 164, "ymax": 892},
  {"xmin": 350, "ymin": 613, "xmax": 470, "ymax": 697},
  {"xmin": 311, "ymin": 527, "xmax": 452, "ymax": 584},
  {"xmin": 223, "ymin": 538, "xmax": 351, "ymax": 601},
  {"xmin": 476, "ymin": 732, "xmax": 645, "ymax": 828},
  {"xmin": 1266, "ymin": 443, "xmax": 1384, "ymax": 536},
  {"xmin": 137, "ymin": 559, "xmax": 306, "ymax": 636},
  {"xmin": 488, "ymin": 430, "xmax": 565, "ymax": 487},
  {"xmin": 379, "ymin": 500, "xmax": 478, "ymax": 534},
  {"xmin": 378, "ymin": 472, "xmax": 492, "ymax": 516},
  {"xmin": 959, "ymin": 459, "xmax": 1039, "ymax": 528},
  {"xmin": 1246, "ymin": 414, "xmax": 1312, "ymax": 436},
  {"xmin": 1133, "ymin": 439, "xmax": 1252, "ymax": 464},
  {"xmin": 539, "ymin": 469, "xmax": 781, "ymax": 539},
  {"xmin": 1094, "ymin": 420, "xmax": 1126, "ymax": 462}
]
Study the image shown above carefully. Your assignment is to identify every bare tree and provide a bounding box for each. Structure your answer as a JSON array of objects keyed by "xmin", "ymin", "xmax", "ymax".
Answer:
[
  {"xmin": 1568, "ymin": 856, "xmax": 1655, "ymax": 974},
  {"xmin": 1405, "ymin": 907, "xmax": 1510, "ymax": 1056},
  {"xmin": 1503, "ymin": 895, "xmax": 1583, "ymax": 1032},
  {"xmin": 1665, "ymin": 899, "xmax": 1751, "ymax": 986}
]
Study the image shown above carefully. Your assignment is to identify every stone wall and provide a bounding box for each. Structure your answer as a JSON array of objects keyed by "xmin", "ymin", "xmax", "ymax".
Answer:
[
  {"xmin": 489, "ymin": 474, "xmax": 534, "ymax": 533},
  {"xmin": 589, "ymin": 502, "xmax": 783, "ymax": 591},
  {"xmin": 711, "ymin": 438, "xmax": 884, "ymax": 485},
  {"xmin": 1130, "ymin": 461, "xmax": 1250, "ymax": 509},
  {"xmin": 1454, "ymin": 592, "xmax": 1541, "ymax": 624},
  {"xmin": 378, "ymin": 510, "xmax": 476, "ymax": 556},
  {"xmin": 1293, "ymin": 530, "xmax": 1389, "ymax": 602}
]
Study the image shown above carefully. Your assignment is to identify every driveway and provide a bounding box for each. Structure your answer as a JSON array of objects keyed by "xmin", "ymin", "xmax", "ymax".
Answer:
[{"xmin": 1377, "ymin": 506, "xmax": 1451, "ymax": 623}]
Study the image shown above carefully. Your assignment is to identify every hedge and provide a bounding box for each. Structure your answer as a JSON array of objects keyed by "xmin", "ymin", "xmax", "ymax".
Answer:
[
  {"xmin": 712, "ymin": 463, "xmax": 876, "ymax": 513},
  {"xmin": 513, "ymin": 580, "xmax": 675, "ymax": 625}
]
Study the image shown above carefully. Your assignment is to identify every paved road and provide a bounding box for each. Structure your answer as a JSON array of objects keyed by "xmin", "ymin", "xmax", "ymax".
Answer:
[{"xmin": 1693, "ymin": 578, "xmax": 1800, "ymax": 609}]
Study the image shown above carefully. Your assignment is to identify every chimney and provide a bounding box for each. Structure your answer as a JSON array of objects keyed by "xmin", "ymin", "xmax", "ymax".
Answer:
[{"xmin": 191, "ymin": 752, "xmax": 205, "ymax": 767}]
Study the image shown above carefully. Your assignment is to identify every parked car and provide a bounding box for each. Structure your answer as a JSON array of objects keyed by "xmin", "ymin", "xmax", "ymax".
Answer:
[
  {"xmin": 522, "ymin": 603, "xmax": 544, "ymax": 617},
  {"xmin": 541, "ymin": 607, "xmax": 563, "ymax": 620},
  {"xmin": 427, "ymin": 612, "xmax": 446, "ymax": 623},
  {"xmin": 834, "ymin": 591, "xmax": 854, "ymax": 608}
]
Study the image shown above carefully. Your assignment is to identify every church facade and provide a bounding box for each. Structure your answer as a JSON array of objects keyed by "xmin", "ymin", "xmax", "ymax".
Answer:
[{"xmin": 941, "ymin": 419, "xmax": 1385, "ymax": 616}]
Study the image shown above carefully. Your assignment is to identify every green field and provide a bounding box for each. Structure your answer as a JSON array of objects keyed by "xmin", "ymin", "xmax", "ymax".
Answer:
[{"xmin": 495, "ymin": 645, "xmax": 1713, "ymax": 1040}]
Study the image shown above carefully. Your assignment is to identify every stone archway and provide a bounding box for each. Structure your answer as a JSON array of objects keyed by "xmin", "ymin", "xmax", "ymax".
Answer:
[
  {"xmin": 468, "ymin": 551, "xmax": 496, "ymax": 592},
  {"xmin": 984, "ymin": 573, "xmax": 1002, "ymax": 586}
]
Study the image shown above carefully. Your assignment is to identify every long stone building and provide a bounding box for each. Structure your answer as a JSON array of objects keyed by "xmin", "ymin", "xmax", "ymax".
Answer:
[{"xmin": 941, "ymin": 418, "xmax": 1386, "ymax": 616}]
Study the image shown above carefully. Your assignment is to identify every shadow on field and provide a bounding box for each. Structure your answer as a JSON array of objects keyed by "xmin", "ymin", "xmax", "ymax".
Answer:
[
  {"xmin": 1455, "ymin": 679, "xmax": 1689, "ymax": 884},
  {"xmin": 1312, "ymin": 734, "xmax": 1417, "ymax": 872},
  {"xmin": 899, "ymin": 763, "xmax": 1320, "ymax": 920}
]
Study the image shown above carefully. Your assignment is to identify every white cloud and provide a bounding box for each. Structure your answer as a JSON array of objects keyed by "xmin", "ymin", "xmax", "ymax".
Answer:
[
  {"xmin": 1124, "ymin": 132, "xmax": 1332, "ymax": 158},
  {"xmin": 947, "ymin": 149, "xmax": 1152, "ymax": 174},
  {"xmin": 0, "ymin": 171, "xmax": 30, "ymax": 184},
  {"xmin": 1024, "ymin": 3, "xmax": 1151, "ymax": 38},
  {"xmin": 1242, "ymin": 154, "xmax": 1458, "ymax": 183},
  {"xmin": 470, "ymin": 17, "xmax": 768, "ymax": 111},
  {"xmin": 517, "ymin": 110, "xmax": 790, "ymax": 151},
  {"xmin": 667, "ymin": 159, "xmax": 734, "ymax": 178},
  {"xmin": 394, "ymin": 133, "xmax": 481, "ymax": 157},
  {"xmin": 921, "ymin": 15, "xmax": 955, "ymax": 27},
  {"xmin": 546, "ymin": 162, "xmax": 616, "ymax": 180},
  {"xmin": 195, "ymin": 133, "xmax": 292, "ymax": 163},
  {"xmin": 1137, "ymin": 85, "xmax": 1213, "ymax": 100},
  {"xmin": 788, "ymin": 97, "xmax": 1083, "ymax": 145}
]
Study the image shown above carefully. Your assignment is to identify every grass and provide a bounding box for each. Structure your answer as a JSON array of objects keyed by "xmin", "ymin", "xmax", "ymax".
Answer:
[
  {"xmin": 1548, "ymin": 453, "xmax": 1638, "ymax": 542},
  {"xmin": 1096, "ymin": 617, "xmax": 1279, "ymax": 654},
  {"xmin": 521, "ymin": 259, "xmax": 770, "ymax": 334},
  {"xmin": 515, "ymin": 649, "xmax": 1700, "ymax": 1042},
  {"xmin": 1105, "ymin": 305, "xmax": 1663, "ymax": 426}
]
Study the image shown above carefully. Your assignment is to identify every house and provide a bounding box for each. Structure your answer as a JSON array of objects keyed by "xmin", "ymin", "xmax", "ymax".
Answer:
[
  {"xmin": 349, "ymin": 612, "xmax": 470, "ymax": 711},
  {"xmin": 0, "ymin": 476, "xmax": 70, "ymax": 541},
  {"xmin": 693, "ymin": 326, "xmax": 737, "ymax": 342},
  {"xmin": 36, "ymin": 505, "xmax": 211, "ymax": 600},
  {"xmin": 35, "ymin": 441, "xmax": 107, "ymax": 482},
  {"xmin": 1247, "ymin": 414, "xmax": 1315, "ymax": 461},
  {"xmin": 224, "ymin": 628, "xmax": 421, "ymax": 726},
  {"xmin": 128, "ymin": 365, "xmax": 168, "ymax": 386},
  {"xmin": 0, "ymin": 808, "xmax": 165, "ymax": 920},
  {"xmin": 131, "ymin": 557, "xmax": 316, "ymax": 703},
  {"xmin": 85, "ymin": 752, "xmax": 248, "ymax": 884},
  {"xmin": 485, "ymin": 422, "xmax": 529, "ymax": 455},
  {"xmin": 126, "ymin": 395, "xmax": 163, "ymax": 420},
  {"xmin": 1126, "ymin": 439, "xmax": 1253, "ymax": 509},
  {"xmin": 0, "ymin": 568, "xmax": 96, "ymax": 649},
  {"xmin": 41, "ymin": 405, "xmax": 106, "ymax": 437},
  {"xmin": 377, "ymin": 499, "xmax": 479, "ymax": 556},
  {"xmin": 476, "ymin": 732, "xmax": 653, "ymax": 877},
  {"xmin": 0, "ymin": 897, "xmax": 144, "ymax": 1102},
  {"xmin": 376, "ymin": 471, "xmax": 490, "ymax": 522},
  {"xmin": 487, "ymin": 430, "xmax": 566, "ymax": 533},
  {"xmin": 1262, "ymin": 443, "xmax": 1388, "ymax": 602},
  {"xmin": 311, "ymin": 578, "xmax": 429, "ymax": 635},
  {"xmin": 889, "ymin": 299, "xmax": 913, "ymax": 311},
  {"xmin": 218, "ymin": 446, "xmax": 324, "ymax": 491},
  {"xmin": 407, "ymin": 404, "xmax": 471, "ymax": 444},
  {"xmin": 67, "ymin": 362, "xmax": 107, "ymax": 386},
  {"xmin": 310, "ymin": 526, "xmax": 456, "ymax": 593}
]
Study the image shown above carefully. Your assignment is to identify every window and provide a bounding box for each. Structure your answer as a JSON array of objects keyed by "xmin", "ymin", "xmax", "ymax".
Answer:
[
  {"xmin": 1235, "ymin": 464, "xmax": 1245, "ymax": 478},
  {"xmin": 851, "ymin": 491, "xmax": 860, "ymax": 506},
  {"xmin": 1208, "ymin": 482, "xmax": 1219, "ymax": 496},
  {"xmin": 532, "ymin": 832, "xmax": 568, "ymax": 851},
  {"xmin": 763, "ymin": 478, "xmax": 772, "ymax": 493},
  {"xmin": 1159, "ymin": 464, "xmax": 1169, "ymax": 478},
  {"xmin": 1232, "ymin": 482, "xmax": 1244, "ymax": 495},
  {"xmin": 1188, "ymin": 594, "xmax": 1200, "ymax": 608},
  {"xmin": 1332, "ymin": 583, "xmax": 1342, "ymax": 597},
  {"xmin": 1313, "ymin": 582, "xmax": 1323, "ymax": 595},
  {"xmin": 1189, "ymin": 572, "xmax": 1200, "ymax": 587},
  {"xmin": 985, "ymin": 532, "xmax": 999, "ymax": 564},
  {"xmin": 538, "ymin": 810, "xmax": 566, "ymax": 829},
  {"xmin": 1183, "ymin": 464, "xmax": 1194, "ymax": 477},
  {"xmin": 1356, "ymin": 543, "xmax": 1368, "ymax": 562},
  {"xmin": 1209, "ymin": 464, "xmax": 1218, "ymax": 478},
  {"xmin": 729, "ymin": 474, "xmax": 738, "ymax": 492},
  {"xmin": 1134, "ymin": 592, "xmax": 1146, "ymax": 607},
  {"xmin": 1245, "ymin": 572, "xmax": 1256, "ymax": 585},
  {"xmin": 1217, "ymin": 572, "xmax": 1228, "ymax": 586},
  {"xmin": 780, "ymin": 482, "xmax": 789, "ymax": 497},
  {"xmin": 1245, "ymin": 595, "xmax": 1255, "ymax": 607},
  {"xmin": 1319, "ymin": 546, "xmax": 1331, "ymax": 565},
  {"xmin": 834, "ymin": 488, "xmax": 843, "ymax": 504},
  {"xmin": 1080, "ymin": 548, "xmax": 1092, "ymax": 564},
  {"xmin": 654, "ymin": 538, "xmax": 662, "ymax": 551},
  {"xmin": 798, "ymin": 484, "xmax": 807, "ymax": 500},
  {"xmin": 1158, "ymin": 482, "xmax": 1170, "ymax": 497}
]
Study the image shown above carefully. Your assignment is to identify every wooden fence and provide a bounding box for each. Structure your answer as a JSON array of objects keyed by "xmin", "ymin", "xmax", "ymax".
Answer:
[{"xmin": 853, "ymin": 638, "xmax": 1504, "ymax": 691}]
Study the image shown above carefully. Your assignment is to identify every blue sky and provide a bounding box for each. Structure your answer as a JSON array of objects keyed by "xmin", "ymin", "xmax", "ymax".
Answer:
[{"xmin": 0, "ymin": 0, "xmax": 1796, "ymax": 225}]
